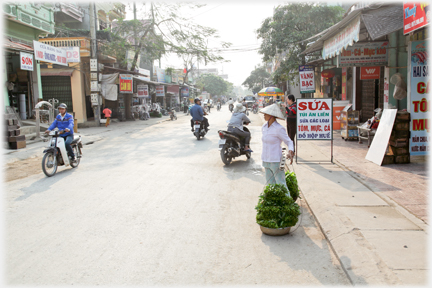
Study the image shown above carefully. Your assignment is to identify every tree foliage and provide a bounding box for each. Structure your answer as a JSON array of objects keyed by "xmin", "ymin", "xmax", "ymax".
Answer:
[
  {"xmin": 100, "ymin": 2, "xmax": 231, "ymax": 74},
  {"xmin": 256, "ymin": 3, "xmax": 344, "ymax": 84},
  {"xmin": 242, "ymin": 66, "xmax": 271, "ymax": 94},
  {"xmin": 195, "ymin": 74, "xmax": 232, "ymax": 96}
]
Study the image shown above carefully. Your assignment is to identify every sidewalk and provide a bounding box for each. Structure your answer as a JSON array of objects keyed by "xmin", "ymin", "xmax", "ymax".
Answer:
[
  {"xmin": 3, "ymin": 112, "xmax": 189, "ymax": 164},
  {"xmin": 258, "ymin": 114, "xmax": 428, "ymax": 285}
]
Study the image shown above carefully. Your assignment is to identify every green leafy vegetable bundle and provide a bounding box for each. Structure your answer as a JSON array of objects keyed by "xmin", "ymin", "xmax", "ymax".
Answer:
[
  {"xmin": 256, "ymin": 184, "xmax": 301, "ymax": 229},
  {"xmin": 285, "ymin": 171, "xmax": 300, "ymax": 201}
]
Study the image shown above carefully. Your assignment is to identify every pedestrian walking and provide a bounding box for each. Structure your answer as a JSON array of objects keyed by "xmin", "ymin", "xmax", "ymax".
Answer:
[
  {"xmin": 259, "ymin": 103, "xmax": 294, "ymax": 192},
  {"xmin": 285, "ymin": 94, "xmax": 297, "ymax": 151},
  {"xmin": 102, "ymin": 106, "xmax": 112, "ymax": 127},
  {"xmin": 184, "ymin": 99, "xmax": 189, "ymax": 113}
]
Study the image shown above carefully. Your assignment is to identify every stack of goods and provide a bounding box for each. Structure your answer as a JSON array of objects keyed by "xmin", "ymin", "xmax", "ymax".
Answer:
[
  {"xmin": 383, "ymin": 111, "xmax": 410, "ymax": 165},
  {"xmin": 6, "ymin": 118, "xmax": 26, "ymax": 149}
]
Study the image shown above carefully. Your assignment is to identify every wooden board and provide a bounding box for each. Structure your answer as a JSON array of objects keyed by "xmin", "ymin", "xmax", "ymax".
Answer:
[{"xmin": 366, "ymin": 109, "xmax": 398, "ymax": 165}]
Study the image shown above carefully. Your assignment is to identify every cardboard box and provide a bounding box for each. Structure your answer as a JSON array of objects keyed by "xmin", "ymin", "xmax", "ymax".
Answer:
[
  {"xmin": 395, "ymin": 155, "xmax": 410, "ymax": 164},
  {"xmin": 393, "ymin": 121, "xmax": 409, "ymax": 130},
  {"xmin": 382, "ymin": 154, "xmax": 395, "ymax": 165},
  {"xmin": 389, "ymin": 145, "xmax": 409, "ymax": 155},
  {"xmin": 9, "ymin": 140, "xmax": 26, "ymax": 149},
  {"xmin": 8, "ymin": 135, "xmax": 25, "ymax": 142}
]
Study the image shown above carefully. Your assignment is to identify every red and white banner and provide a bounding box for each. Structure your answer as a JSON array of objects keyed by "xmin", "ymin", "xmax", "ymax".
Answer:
[
  {"xmin": 20, "ymin": 52, "xmax": 33, "ymax": 71},
  {"xmin": 33, "ymin": 40, "xmax": 67, "ymax": 66},
  {"xmin": 65, "ymin": 47, "xmax": 80, "ymax": 63},
  {"xmin": 137, "ymin": 84, "xmax": 149, "ymax": 98},
  {"xmin": 322, "ymin": 16, "xmax": 360, "ymax": 60},
  {"xmin": 299, "ymin": 65, "xmax": 315, "ymax": 94},
  {"xmin": 403, "ymin": 2, "xmax": 430, "ymax": 34},
  {"xmin": 297, "ymin": 99, "xmax": 333, "ymax": 140},
  {"xmin": 360, "ymin": 66, "xmax": 380, "ymax": 80}
]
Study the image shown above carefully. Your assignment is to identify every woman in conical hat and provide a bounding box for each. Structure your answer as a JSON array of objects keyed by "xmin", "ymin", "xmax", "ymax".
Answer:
[{"xmin": 259, "ymin": 103, "xmax": 294, "ymax": 192}]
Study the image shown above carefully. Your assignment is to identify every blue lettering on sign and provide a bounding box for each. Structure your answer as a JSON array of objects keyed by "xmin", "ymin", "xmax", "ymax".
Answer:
[{"xmin": 404, "ymin": 5, "xmax": 416, "ymax": 19}]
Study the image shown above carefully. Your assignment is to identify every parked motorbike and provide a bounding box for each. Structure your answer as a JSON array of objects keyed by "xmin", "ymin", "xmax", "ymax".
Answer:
[
  {"xmin": 41, "ymin": 130, "xmax": 83, "ymax": 177},
  {"xmin": 169, "ymin": 108, "xmax": 177, "ymax": 120},
  {"xmin": 192, "ymin": 120, "xmax": 207, "ymax": 140},
  {"xmin": 218, "ymin": 122, "xmax": 251, "ymax": 165}
]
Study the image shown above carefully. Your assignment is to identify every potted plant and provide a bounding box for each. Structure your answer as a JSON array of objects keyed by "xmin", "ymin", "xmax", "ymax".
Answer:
[
  {"xmin": 255, "ymin": 184, "xmax": 301, "ymax": 236},
  {"xmin": 285, "ymin": 171, "xmax": 300, "ymax": 202}
]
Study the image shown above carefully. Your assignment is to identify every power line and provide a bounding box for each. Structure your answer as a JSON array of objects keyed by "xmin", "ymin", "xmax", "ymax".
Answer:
[{"xmin": 188, "ymin": 3, "xmax": 225, "ymax": 19}]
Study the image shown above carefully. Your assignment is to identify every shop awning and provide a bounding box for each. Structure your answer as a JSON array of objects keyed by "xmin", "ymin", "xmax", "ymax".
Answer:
[
  {"xmin": 4, "ymin": 38, "xmax": 33, "ymax": 52},
  {"xmin": 361, "ymin": 5, "xmax": 403, "ymax": 40},
  {"xmin": 40, "ymin": 68, "xmax": 75, "ymax": 76},
  {"xmin": 133, "ymin": 76, "xmax": 169, "ymax": 86}
]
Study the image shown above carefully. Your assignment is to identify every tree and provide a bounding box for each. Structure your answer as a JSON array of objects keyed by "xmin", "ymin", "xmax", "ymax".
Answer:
[
  {"xmin": 195, "ymin": 74, "xmax": 230, "ymax": 97},
  {"xmin": 256, "ymin": 3, "xmax": 344, "ymax": 84},
  {"xmin": 242, "ymin": 65, "xmax": 271, "ymax": 94},
  {"xmin": 101, "ymin": 2, "xmax": 231, "ymax": 74}
]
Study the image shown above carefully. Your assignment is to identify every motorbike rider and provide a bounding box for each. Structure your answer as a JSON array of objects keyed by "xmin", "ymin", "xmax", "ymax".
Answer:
[
  {"xmin": 190, "ymin": 98, "xmax": 210, "ymax": 132},
  {"xmin": 227, "ymin": 98, "xmax": 234, "ymax": 111},
  {"xmin": 45, "ymin": 103, "xmax": 76, "ymax": 161},
  {"xmin": 227, "ymin": 103, "xmax": 253, "ymax": 152}
]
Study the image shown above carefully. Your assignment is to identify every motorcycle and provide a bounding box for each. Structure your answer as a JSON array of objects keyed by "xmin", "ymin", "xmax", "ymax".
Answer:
[
  {"xmin": 252, "ymin": 104, "xmax": 258, "ymax": 114},
  {"xmin": 229, "ymin": 103, "xmax": 234, "ymax": 112},
  {"xmin": 169, "ymin": 108, "xmax": 177, "ymax": 120},
  {"xmin": 41, "ymin": 130, "xmax": 83, "ymax": 177},
  {"xmin": 186, "ymin": 104, "xmax": 193, "ymax": 115},
  {"xmin": 217, "ymin": 103, "xmax": 221, "ymax": 111},
  {"xmin": 192, "ymin": 120, "xmax": 207, "ymax": 140},
  {"xmin": 218, "ymin": 122, "xmax": 251, "ymax": 165}
]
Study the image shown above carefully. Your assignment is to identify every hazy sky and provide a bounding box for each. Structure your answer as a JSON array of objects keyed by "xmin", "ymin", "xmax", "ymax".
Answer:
[{"xmin": 124, "ymin": 1, "xmax": 291, "ymax": 87}]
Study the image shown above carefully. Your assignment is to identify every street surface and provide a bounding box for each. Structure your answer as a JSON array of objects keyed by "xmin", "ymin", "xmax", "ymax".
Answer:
[{"xmin": 4, "ymin": 106, "xmax": 350, "ymax": 285}]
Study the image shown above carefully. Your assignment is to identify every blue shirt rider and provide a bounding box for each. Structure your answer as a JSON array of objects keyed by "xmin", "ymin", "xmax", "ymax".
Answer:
[
  {"xmin": 45, "ymin": 103, "xmax": 76, "ymax": 161},
  {"xmin": 189, "ymin": 98, "xmax": 209, "ymax": 132}
]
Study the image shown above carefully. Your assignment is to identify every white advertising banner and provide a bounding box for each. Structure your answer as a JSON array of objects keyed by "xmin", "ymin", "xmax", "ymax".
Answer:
[
  {"xmin": 137, "ymin": 84, "xmax": 149, "ymax": 98},
  {"xmin": 20, "ymin": 52, "xmax": 33, "ymax": 71},
  {"xmin": 299, "ymin": 65, "xmax": 315, "ymax": 94},
  {"xmin": 33, "ymin": 40, "xmax": 67, "ymax": 66},
  {"xmin": 297, "ymin": 99, "xmax": 333, "ymax": 140},
  {"xmin": 322, "ymin": 16, "xmax": 361, "ymax": 60},
  {"xmin": 337, "ymin": 41, "xmax": 389, "ymax": 67},
  {"xmin": 64, "ymin": 47, "xmax": 80, "ymax": 63},
  {"xmin": 156, "ymin": 85, "xmax": 165, "ymax": 97}
]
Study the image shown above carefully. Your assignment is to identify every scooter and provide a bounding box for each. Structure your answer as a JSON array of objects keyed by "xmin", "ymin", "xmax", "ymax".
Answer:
[
  {"xmin": 229, "ymin": 103, "xmax": 234, "ymax": 112},
  {"xmin": 41, "ymin": 130, "xmax": 83, "ymax": 177},
  {"xmin": 192, "ymin": 120, "xmax": 207, "ymax": 140},
  {"xmin": 252, "ymin": 104, "xmax": 258, "ymax": 114},
  {"xmin": 218, "ymin": 122, "xmax": 251, "ymax": 165},
  {"xmin": 217, "ymin": 103, "xmax": 221, "ymax": 111},
  {"xmin": 169, "ymin": 108, "xmax": 177, "ymax": 120}
]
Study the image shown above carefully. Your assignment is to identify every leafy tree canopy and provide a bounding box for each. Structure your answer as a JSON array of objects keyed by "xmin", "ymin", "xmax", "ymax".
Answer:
[
  {"xmin": 242, "ymin": 65, "xmax": 271, "ymax": 94},
  {"xmin": 256, "ymin": 3, "xmax": 344, "ymax": 84},
  {"xmin": 195, "ymin": 74, "xmax": 231, "ymax": 97}
]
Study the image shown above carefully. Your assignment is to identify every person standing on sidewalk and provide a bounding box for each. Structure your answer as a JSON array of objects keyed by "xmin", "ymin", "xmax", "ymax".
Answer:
[
  {"xmin": 102, "ymin": 106, "xmax": 112, "ymax": 127},
  {"xmin": 285, "ymin": 94, "xmax": 297, "ymax": 151},
  {"xmin": 260, "ymin": 103, "xmax": 294, "ymax": 192}
]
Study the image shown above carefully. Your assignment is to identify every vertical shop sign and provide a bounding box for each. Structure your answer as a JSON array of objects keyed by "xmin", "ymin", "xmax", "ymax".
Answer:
[
  {"xmin": 119, "ymin": 74, "xmax": 133, "ymax": 93},
  {"xmin": 181, "ymin": 87, "xmax": 189, "ymax": 97},
  {"xmin": 297, "ymin": 99, "xmax": 333, "ymax": 140},
  {"xmin": 409, "ymin": 40, "xmax": 429, "ymax": 155},
  {"xmin": 137, "ymin": 85, "xmax": 149, "ymax": 98},
  {"xmin": 299, "ymin": 65, "xmax": 315, "ymax": 94},
  {"xmin": 20, "ymin": 52, "xmax": 33, "ymax": 71},
  {"xmin": 403, "ymin": 2, "xmax": 430, "ymax": 34},
  {"xmin": 341, "ymin": 68, "xmax": 347, "ymax": 100},
  {"xmin": 156, "ymin": 85, "xmax": 165, "ymax": 96}
]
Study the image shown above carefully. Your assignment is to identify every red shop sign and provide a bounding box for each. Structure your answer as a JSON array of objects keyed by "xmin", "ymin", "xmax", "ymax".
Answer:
[
  {"xmin": 321, "ymin": 69, "xmax": 335, "ymax": 78},
  {"xmin": 360, "ymin": 66, "xmax": 381, "ymax": 80},
  {"xmin": 403, "ymin": 2, "xmax": 430, "ymax": 34}
]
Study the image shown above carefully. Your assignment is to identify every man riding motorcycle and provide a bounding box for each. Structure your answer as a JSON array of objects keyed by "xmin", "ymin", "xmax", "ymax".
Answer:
[
  {"xmin": 227, "ymin": 103, "xmax": 253, "ymax": 152},
  {"xmin": 45, "ymin": 103, "xmax": 76, "ymax": 161},
  {"xmin": 227, "ymin": 98, "xmax": 234, "ymax": 112},
  {"xmin": 190, "ymin": 98, "xmax": 210, "ymax": 132}
]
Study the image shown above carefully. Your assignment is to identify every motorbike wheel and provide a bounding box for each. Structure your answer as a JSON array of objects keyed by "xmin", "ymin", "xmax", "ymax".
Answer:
[
  {"xmin": 246, "ymin": 151, "xmax": 251, "ymax": 159},
  {"xmin": 42, "ymin": 152, "xmax": 58, "ymax": 177},
  {"xmin": 70, "ymin": 145, "xmax": 80, "ymax": 168},
  {"xmin": 220, "ymin": 145, "xmax": 232, "ymax": 165}
]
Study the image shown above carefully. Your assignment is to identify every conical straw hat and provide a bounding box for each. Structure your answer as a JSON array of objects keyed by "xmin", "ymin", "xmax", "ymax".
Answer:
[{"xmin": 259, "ymin": 103, "xmax": 285, "ymax": 120}]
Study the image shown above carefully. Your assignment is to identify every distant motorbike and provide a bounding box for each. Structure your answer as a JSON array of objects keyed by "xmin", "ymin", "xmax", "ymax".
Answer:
[
  {"xmin": 252, "ymin": 104, "xmax": 258, "ymax": 114},
  {"xmin": 229, "ymin": 103, "xmax": 234, "ymax": 112},
  {"xmin": 217, "ymin": 103, "xmax": 221, "ymax": 111},
  {"xmin": 218, "ymin": 122, "xmax": 251, "ymax": 165},
  {"xmin": 186, "ymin": 104, "xmax": 193, "ymax": 116},
  {"xmin": 192, "ymin": 120, "xmax": 207, "ymax": 140},
  {"xmin": 41, "ymin": 130, "xmax": 83, "ymax": 177},
  {"xmin": 169, "ymin": 108, "xmax": 177, "ymax": 120}
]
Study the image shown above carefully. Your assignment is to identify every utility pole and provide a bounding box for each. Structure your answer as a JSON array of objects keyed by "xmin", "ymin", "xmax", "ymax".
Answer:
[{"xmin": 89, "ymin": 3, "xmax": 101, "ymax": 125}]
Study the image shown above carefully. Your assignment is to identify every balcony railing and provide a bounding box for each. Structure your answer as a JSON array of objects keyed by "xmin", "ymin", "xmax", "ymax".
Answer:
[{"xmin": 39, "ymin": 37, "xmax": 90, "ymax": 50}]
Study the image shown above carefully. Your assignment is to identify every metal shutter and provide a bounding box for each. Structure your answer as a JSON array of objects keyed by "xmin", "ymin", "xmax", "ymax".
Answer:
[{"xmin": 41, "ymin": 76, "xmax": 73, "ymax": 112}]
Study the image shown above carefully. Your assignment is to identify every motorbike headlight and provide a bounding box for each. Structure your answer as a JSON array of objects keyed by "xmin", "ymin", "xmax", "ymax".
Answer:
[{"xmin": 51, "ymin": 139, "xmax": 56, "ymax": 146}]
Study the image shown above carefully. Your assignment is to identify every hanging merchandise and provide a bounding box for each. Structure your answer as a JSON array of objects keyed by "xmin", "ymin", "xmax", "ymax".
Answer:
[{"xmin": 390, "ymin": 73, "xmax": 407, "ymax": 100}]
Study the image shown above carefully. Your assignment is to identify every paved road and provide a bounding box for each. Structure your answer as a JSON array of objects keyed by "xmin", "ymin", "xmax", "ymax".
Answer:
[{"xmin": 5, "ymin": 106, "xmax": 350, "ymax": 285}]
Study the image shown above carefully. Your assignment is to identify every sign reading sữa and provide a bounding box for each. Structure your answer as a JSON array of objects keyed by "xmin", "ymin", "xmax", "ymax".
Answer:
[
  {"xmin": 299, "ymin": 65, "xmax": 315, "ymax": 94},
  {"xmin": 297, "ymin": 99, "xmax": 333, "ymax": 141}
]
